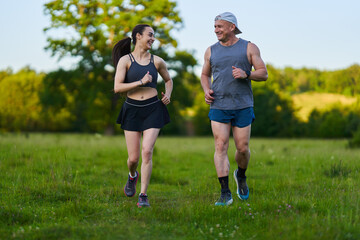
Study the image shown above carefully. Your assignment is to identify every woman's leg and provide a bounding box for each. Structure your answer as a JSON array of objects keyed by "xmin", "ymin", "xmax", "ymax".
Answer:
[
  {"xmin": 124, "ymin": 130, "xmax": 141, "ymax": 176},
  {"xmin": 140, "ymin": 128, "xmax": 161, "ymax": 194},
  {"xmin": 123, "ymin": 130, "xmax": 142, "ymax": 197}
]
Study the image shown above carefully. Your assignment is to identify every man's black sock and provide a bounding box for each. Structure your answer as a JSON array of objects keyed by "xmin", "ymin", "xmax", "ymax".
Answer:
[
  {"xmin": 237, "ymin": 167, "xmax": 247, "ymax": 178},
  {"xmin": 218, "ymin": 176, "xmax": 229, "ymax": 191}
]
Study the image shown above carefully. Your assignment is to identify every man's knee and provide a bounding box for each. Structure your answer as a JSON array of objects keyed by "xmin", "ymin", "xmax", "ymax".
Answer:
[
  {"xmin": 215, "ymin": 138, "xmax": 229, "ymax": 153},
  {"xmin": 236, "ymin": 141, "xmax": 250, "ymax": 154}
]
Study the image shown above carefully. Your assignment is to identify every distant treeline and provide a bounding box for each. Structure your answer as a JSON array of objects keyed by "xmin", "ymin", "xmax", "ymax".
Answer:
[
  {"xmin": 265, "ymin": 64, "xmax": 360, "ymax": 96},
  {"xmin": 0, "ymin": 64, "xmax": 359, "ymax": 138}
]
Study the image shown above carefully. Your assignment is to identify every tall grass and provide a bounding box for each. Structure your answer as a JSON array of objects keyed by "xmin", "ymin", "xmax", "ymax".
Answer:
[{"xmin": 0, "ymin": 133, "xmax": 359, "ymax": 239}]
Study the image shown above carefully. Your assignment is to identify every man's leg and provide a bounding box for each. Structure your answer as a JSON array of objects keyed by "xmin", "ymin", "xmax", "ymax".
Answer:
[
  {"xmin": 212, "ymin": 121, "xmax": 231, "ymax": 177},
  {"xmin": 232, "ymin": 125, "xmax": 251, "ymax": 200},
  {"xmin": 211, "ymin": 121, "xmax": 233, "ymax": 206},
  {"xmin": 233, "ymin": 125, "xmax": 251, "ymax": 169}
]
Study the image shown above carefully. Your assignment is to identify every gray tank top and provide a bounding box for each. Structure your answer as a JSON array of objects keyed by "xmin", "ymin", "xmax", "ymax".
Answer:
[{"xmin": 210, "ymin": 38, "xmax": 253, "ymax": 110}]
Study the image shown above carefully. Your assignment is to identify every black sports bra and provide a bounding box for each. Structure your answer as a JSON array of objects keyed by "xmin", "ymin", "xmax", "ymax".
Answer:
[{"xmin": 124, "ymin": 53, "xmax": 158, "ymax": 89}]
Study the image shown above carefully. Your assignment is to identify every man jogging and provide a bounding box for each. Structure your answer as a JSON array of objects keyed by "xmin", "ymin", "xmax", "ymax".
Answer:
[{"xmin": 201, "ymin": 12, "xmax": 268, "ymax": 206}]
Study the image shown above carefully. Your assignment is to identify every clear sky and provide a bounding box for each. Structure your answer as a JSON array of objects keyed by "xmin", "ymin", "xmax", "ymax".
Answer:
[{"xmin": 1, "ymin": 0, "xmax": 359, "ymax": 73}]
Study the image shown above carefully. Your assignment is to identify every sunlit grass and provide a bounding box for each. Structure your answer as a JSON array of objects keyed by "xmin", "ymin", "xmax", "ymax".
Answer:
[
  {"xmin": 0, "ymin": 133, "xmax": 359, "ymax": 239},
  {"xmin": 292, "ymin": 92, "xmax": 357, "ymax": 121}
]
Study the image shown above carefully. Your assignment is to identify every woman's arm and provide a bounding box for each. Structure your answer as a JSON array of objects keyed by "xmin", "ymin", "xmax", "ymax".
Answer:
[
  {"xmin": 156, "ymin": 56, "xmax": 173, "ymax": 105},
  {"xmin": 114, "ymin": 56, "xmax": 152, "ymax": 93}
]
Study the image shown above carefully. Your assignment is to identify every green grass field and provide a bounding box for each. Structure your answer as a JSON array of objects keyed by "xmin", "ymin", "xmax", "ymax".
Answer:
[{"xmin": 0, "ymin": 133, "xmax": 359, "ymax": 239}]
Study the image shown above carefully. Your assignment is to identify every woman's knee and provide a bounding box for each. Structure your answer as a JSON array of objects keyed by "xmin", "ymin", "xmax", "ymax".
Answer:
[
  {"xmin": 142, "ymin": 146, "xmax": 153, "ymax": 160},
  {"xmin": 128, "ymin": 154, "xmax": 140, "ymax": 165}
]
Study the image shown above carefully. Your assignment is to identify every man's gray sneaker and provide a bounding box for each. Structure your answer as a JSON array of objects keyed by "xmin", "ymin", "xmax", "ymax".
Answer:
[
  {"xmin": 234, "ymin": 169, "xmax": 249, "ymax": 200},
  {"xmin": 215, "ymin": 190, "xmax": 233, "ymax": 206},
  {"xmin": 124, "ymin": 171, "xmax": 138, "ymax": 197}
]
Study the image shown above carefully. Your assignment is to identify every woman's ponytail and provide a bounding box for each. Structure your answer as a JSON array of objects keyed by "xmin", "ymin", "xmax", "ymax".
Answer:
[
  {"xmin": 112, "ymin": 24, "xmax": 150, "ymax": 67},
  {"xmin": 112, "ymin": 37, "xmax": 131, "ymax": 67}
]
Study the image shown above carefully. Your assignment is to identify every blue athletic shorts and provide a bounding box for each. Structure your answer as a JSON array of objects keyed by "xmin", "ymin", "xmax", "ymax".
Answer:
[{"xmin": 208, "ymin": 107, "xmax": 255, "ymax": 128}]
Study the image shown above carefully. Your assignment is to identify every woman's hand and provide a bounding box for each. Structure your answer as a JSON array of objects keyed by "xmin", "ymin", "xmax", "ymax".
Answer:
[
  {"xmin": 141, "ymin": 71, "xmax": 153, "ymax": 85},
  {"xmin": 161, "ymin": 92, "xmax": 171, "ymax": 105}
]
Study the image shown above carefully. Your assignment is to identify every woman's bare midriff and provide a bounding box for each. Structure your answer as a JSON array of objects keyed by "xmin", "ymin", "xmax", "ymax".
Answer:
[{"xmin": 127, "ymin": 87, "xmax": 158, "ymax": 100}]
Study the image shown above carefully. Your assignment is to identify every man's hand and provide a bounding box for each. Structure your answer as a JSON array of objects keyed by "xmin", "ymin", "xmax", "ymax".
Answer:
[
  {"xmin": 232, "ymin": 66, "xmax": 247, "ymax": 79},
  {"xmin": 205, "ymin": 89, "xmax": 214, "ymax": 105}
]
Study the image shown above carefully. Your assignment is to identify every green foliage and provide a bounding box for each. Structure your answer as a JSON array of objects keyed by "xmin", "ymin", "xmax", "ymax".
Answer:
[
  {"xmin": 160, "ymin": 50, "xmax": 200, "ymax": 135},
  {"xmin": 42, "ymin": 0, "xmax": 202, "ymax": 135},
  {"xmin": 40, "ymin": 67, "xmax": 117, "ymax": 132},
  {"xmin": 348, "ymin": 127, "xmax": 360, "ymax": 148},
  {"xmin": 318, "ymin": 108, "xmax": 347, "ymax": 138},
  {"xmin": 0, "ymin": 67, "xmax": 45, "ymax": 131},
  {"xmin": 307, "ymin": 104, "xmax": 360, "ymax": 138},
  {"xmin": 0, "ymin": 68, "xmax": 12, "ymax": 82},
  {"xmin": 251, "ymin": 85, "xmax": 302, "ymax": 137},
  {"xmin": 1, "ymin": 134, "xmax": 359, "ymax": 239},
  {"xmin": 192, "ymin": 92, "xmax": 212, "ymax": 136},
  {"xmin": 266, "ymin": 63, "xmax": 360, "ymax": 96},
  {"xmin": 43, "ymin": 0, "xmax": 182, "ymax": 69}
]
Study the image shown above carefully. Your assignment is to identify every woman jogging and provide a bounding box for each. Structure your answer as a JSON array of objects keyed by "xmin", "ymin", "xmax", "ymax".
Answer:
[{"xmin": 112, "ymin": 24, "xmax": 173, "ymax": 207}]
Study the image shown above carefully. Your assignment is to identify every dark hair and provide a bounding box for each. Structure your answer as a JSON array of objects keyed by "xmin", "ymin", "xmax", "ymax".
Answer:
[{"xmin": 112, "ymin": 24, "xmax": 151, "ymax": 67}]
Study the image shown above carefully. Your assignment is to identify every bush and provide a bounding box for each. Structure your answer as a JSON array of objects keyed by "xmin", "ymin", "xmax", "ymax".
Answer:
[
  {"xmin": 348, "ymin": 127, "xmax": 360, "ymax": 148},
  {"xmin": 252, "ymin": 86, "xmax": 301, "ymax": 137}
]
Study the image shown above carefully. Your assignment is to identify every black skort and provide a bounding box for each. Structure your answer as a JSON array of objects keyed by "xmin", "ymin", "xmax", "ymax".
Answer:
[{"xmin": 117, "ymin": 96, "xmax": 170, "ymax": 131}]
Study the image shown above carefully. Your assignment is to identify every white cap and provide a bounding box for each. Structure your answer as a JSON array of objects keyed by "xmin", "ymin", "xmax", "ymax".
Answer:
[{"xmin": 215, "ymin": 12, "xmax": 242, "ymax": 34}]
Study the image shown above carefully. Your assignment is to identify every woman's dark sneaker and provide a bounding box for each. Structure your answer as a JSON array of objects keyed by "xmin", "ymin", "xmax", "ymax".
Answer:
[
  {"xmin": 137, "ymin": 193, "xmax": 150, "ymax": 208},
  {"xmin": 124, "ymin": 171, "xmax": 139, "ymax": 197}
]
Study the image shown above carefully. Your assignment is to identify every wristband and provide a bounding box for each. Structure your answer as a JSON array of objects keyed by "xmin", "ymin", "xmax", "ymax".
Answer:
[
  {"xmin": 245, "ymin": 70, "xmax": 251, "ymax": 78},
  {"xmin": 140, "ymin": 80, "xmax": 143, "ymax": 85}
]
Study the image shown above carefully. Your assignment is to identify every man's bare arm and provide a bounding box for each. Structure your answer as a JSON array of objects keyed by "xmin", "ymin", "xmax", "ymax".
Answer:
[
  {"xmin": 201, "ymin": 47, "xmax": 214, "ymax": 104},
  {"xmin": 248, "ymin": 43, "xmax": 268, "ymax": 81}
]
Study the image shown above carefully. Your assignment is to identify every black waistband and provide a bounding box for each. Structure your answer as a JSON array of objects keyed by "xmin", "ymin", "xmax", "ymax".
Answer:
[{"xmin": 126, "ymin": 96, "xmax": 159, "ymax": 106}]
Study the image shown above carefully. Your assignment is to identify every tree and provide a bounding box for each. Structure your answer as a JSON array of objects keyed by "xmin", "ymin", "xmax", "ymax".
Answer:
[
  {"xmin": 306, "ymin": 103, "xmax": 360, "ymax": 138},
  {"xmin": 161, "ymin": 50, "xmax": 200, "ymax": 135},
  {"xmin": 40, "ymin": 68, "xmax": 93, "ymax": 132},
  {"xmin": 44, "ymin": 0, "xmax": 182, "ymax": 69},
  {"xmin": 42, "ymin": 0, "xmax": 189, "ymax": 134},
  {"xmin": 348, "ymin": 126, "xmax": 360, "ymax": 148},
  {"xmin": 0, "ymin": 67, "xmax": 45, "ymax": 131},
  {"xmin": 251, "ymin": 85, "xmax": 302, "ymax": 137}
]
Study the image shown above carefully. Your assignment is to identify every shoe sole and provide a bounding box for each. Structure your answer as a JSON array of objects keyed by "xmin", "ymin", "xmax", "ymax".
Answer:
[
  {"xmin": 234, "ymin": 170, "xmax": 249, "ymax": 200},
  {"xmin": 137, "ymin": 203, "xmax": 150, "ymax": 208},
  {"xmin": 124, "ymin": 172, "xmax": 139, "ymax": 197},
  {"xmin": 215, "ymin": 198, "xmax": 233, "ymax": 206},
  {"xmin": 124, "ymin": 188, "xmax": 136, "ymax": 197}
]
